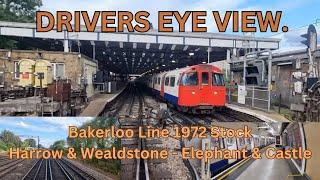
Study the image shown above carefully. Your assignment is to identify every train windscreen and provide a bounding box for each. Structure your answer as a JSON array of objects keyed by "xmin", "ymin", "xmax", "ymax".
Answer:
[
  {"xmin": 181, "ymin": 72, "xmax": 198, "ymax": 86},
  {"xmin": 202, "ymin": 72, "xmax": 209, "ymax": 85},
  {"xmin": 213, "ymin": 73, "xmax": 224, "ymax": 86}
]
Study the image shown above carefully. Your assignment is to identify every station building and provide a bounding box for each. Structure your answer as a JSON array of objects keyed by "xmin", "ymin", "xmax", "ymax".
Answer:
[{"xmin": 0, "ymin": 49, "xmax": 98, "ymax": 98}]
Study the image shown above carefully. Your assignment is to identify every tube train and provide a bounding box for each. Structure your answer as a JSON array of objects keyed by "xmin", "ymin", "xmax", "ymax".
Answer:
[
  {"xmin": 147, "ymin": 64, "xmax": 226, "ymax": 113},
  {"xmin": 207, "ymin": 134, "xmax": 274, "ymax": 177}
]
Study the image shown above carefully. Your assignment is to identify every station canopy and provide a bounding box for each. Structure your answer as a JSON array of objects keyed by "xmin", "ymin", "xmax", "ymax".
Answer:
[{"xmin": 0, "ymin": 21, "xmax": 280, "ymax": 75}]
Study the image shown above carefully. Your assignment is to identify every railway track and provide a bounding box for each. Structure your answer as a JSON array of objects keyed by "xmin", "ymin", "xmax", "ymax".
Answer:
[
  {"xmin": 22, "ymin": 158, "xmax": 97, "ymax": 180},
  {"xmin": 102, "ymin": 83, "xmax": 265, "ymax": 179},
  {"xmin": 0, "ymin": 159, "xmax": 24, "ymax": 178},
  {"xmin": 118, "ymin": 83, "xmax": 149, "ymax": 180}
]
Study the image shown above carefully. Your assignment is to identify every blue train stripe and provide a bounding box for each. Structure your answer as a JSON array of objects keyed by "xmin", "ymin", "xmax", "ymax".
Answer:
[
  {"xmin": 164, "ymin": 93, "xmax": 178, "ymax": 105},
  {"xmin": 210, "ymin": 159, "xmax": 228, "ymax": 174}
]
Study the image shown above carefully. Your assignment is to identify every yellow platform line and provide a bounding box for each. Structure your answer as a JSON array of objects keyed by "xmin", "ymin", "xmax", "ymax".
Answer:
[
  {"xmin": 286, "ymin": 174, "xmax": 303, "ymax": 180},
  {"xmin": 217, "ymin": 157, "xmax": 252, "ymax": 180}
]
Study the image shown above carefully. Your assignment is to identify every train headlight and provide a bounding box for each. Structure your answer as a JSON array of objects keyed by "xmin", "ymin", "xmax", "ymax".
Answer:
[
  {"xmin": 214, "ymin": 91, "xmax": 218, "ymax": 95},
  {"xmin": 192, "ymin": 91, "xmax": 195, "ymax": 95}
]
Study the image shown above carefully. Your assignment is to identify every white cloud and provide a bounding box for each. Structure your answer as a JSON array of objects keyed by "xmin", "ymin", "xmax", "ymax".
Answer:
[{"xmin": 17, "ymin": 121, "xmax": 29, "ymax": 127}]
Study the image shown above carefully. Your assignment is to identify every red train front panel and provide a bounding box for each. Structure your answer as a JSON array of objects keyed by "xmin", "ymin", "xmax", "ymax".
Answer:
[{"xmin": 178, "ymin": 65, "xmax": 226, "ymax": 108}]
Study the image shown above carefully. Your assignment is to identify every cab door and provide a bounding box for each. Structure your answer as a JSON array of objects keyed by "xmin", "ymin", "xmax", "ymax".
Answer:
[{"xmin": 199, "ymin": 71, "xmax": 211, "ymax": 105}]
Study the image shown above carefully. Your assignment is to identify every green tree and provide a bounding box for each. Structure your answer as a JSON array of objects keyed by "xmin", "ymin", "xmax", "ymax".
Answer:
[
  {"xmin": 24, "ymin": 138, "xmax": 37, "ymax": 147},
  {"xmin": 51, "ymin": 139, "xmax": 66, "ymax": 151},
  {"xmin": 0, "ymin": 130, "xmax": 22, "ymax": 148},
  {"xmin": 0, "ymin": 139, "xmax": 8, "ymax": 151},
  {"xmin": 0, "ymin": 0, "xmax": 42, "ymax": 48}
]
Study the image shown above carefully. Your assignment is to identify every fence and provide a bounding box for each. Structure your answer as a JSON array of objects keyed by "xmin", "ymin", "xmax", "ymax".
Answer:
[{"xmin": 226, "ymin": 85, "xmax": 271, "ymax": 111}]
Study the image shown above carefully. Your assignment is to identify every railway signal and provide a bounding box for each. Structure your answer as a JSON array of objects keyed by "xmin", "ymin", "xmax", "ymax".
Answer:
[{"xmin": 300, "ymin": 24, "xmax": 317, "ymax": 52}]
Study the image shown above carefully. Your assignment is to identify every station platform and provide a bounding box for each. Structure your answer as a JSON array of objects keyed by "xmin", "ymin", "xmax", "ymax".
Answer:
[
  {"xmin": 221, "ymin": 146, "xmax": 305, "ymax": 180},
  {"xmin": 80, "ymin": 87, "xmax": 126, "ymax": 117},
  {"xmin": 226, "ymin": 103, "xmax": 290, "ymax": 123}
]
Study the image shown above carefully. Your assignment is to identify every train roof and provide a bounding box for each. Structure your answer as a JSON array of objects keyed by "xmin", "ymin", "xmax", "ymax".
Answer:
[{"xmin": 151, "ymin": 64, "xmax": 223, "ymax": 76}]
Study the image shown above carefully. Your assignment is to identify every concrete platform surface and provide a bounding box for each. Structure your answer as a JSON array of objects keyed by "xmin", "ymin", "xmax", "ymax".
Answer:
[
  {"xmin": 226, "ymin": 103, "xmax": 290, "ymax": 123},
  {"xmin": 235, "ymin": 150, "xmax": 300, "ymax": 180},
  {"xmin": 80, "ymin": 87, "xmax": 126, "ymax": 117}
]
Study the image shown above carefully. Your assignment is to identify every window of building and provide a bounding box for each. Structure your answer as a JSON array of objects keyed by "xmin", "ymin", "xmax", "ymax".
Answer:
[
  {"xmin": 52, "ymin": 63, "xmax": 65, "ymax": 80},
  {"xmin": 14, "ymin": 61, "xmax": 20, "ymax": 79}
]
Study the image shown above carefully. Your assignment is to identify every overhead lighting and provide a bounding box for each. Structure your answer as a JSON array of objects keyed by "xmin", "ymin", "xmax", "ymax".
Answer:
[
  {"xmin": 171, "ymin": 44, "xmax": 176, "ymax": 51},
  {"xmin": 162, "ymin": 64, "xmax": 166, "ymax": 67},
  {"xmin": 183, "ymin": 45, "xmax": 188, "ymax": 51},
  {"xmin": 171, "ymin": 60, "xmax": 176, "ymax": 63},
  {"xmin": 159, "ymin": 43, "xmax": 163, "ymax": 50},
  {"xmin": 189, "ymin": 52, "xmax": 194, "ymax": 56},
  {"xmin": 202, "ymin": 61, "xmax": 207, "ymax": 64}
]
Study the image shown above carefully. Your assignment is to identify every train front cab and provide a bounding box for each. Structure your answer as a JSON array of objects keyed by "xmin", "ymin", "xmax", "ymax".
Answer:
[{"xmin": 178, "ymin": 65, "xmax": 226, "ymax": 113}]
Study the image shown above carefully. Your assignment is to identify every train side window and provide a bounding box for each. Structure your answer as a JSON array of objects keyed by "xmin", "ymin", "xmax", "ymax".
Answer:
[
  {"xmin": 165, "ymin": 77, "xmax": 169, "ymax": 86},
  {"xmin": 181, "ymin": 72, "xmax": 198, "ymax": 86},
  {"xmin": 211, "ymin": 138, "xmax": 220, "ymax": 149},
  {"xmin": 226, "ymin": 138, "xmax": 234, "ymax": 146},
  {"xmin": 157, "ymin": 77, "xmax": 161, "ymax": 84},
  {"xmin": 202, "ymin": 72, "xmax": 209, "ymax": 85},
  {"xmin": 213, "ymin": 73, "xmax": 225, "ymax": 86},
  {"xmin": 170, "ymin": 77, "xmax": 175, "ymax": 87},
  {"xmin": 220, "ymin": 138, "xmax": 225, "ymax": 149}
]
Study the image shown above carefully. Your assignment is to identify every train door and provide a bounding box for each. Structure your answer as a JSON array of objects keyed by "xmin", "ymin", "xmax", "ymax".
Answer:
[
  {"xmin": 212, "ymin": 72, "xmax": 226, "ymax": 106},
  {"xmin": 275, "ymin": 135, "xmax": 282, "ymax": 148},
  {"xmin": 160, "ymin": 73, "xmax": 166, "ymax": 97},
  {"xmin": 226, "ymin": 137, "xmax": 238, "ymax": 164},
  {"xmin": 200, "ymin": 71, "xmax": 211, "ymax": 104}
]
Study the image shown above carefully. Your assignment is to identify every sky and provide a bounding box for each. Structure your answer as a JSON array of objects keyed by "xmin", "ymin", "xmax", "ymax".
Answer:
[
  {"xmin": 0, "ymin": 117, "xmax": 93, "ymax": 148},
  {"xmin": 39, "ymin": 0, "xmax": 320, "ymax": 50}
]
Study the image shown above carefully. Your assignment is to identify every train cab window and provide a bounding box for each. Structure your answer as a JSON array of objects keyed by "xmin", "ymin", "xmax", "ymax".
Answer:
[
  {"xmin": 157, "ymin": 77, "xmax": 161, "ymax": 84},
  {"xmin": 181, "ymin": 72, "xmax": 198, "ymax": 86},
  {"xmin": 165, "ymin": 77, "xmax": 170, "ymax": 86},
  {"xmin": 201, "ymin": 72, "xmax": 209, "ymax": 85},
  {"xmin": 213, "ymin": 73, "xmax": 225, "ymax": 86},
  {"xmin": 170, "ymin": 77, "xmax": 175, "ymax": 87}
]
